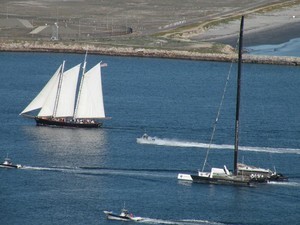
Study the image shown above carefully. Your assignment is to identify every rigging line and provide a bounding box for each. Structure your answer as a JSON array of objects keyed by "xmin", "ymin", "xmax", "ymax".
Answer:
[{"xmin": 201, "ymin": 40, "xmax": 239, "ymax": 172}]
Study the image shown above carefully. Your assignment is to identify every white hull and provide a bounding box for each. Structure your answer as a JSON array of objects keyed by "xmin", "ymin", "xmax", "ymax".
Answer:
[{"xmin": 103, "ymin": 210, "xmax": 143, "ymax": 222}]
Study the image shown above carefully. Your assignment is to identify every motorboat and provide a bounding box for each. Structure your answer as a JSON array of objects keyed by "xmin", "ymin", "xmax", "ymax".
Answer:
[
  {"xmin": 136, "ymin": 133, "xmax": 156, "ymax": 144},
  {"xmin": 0, "ymin": 157, "xmax": 22, "ymax": 169},
  {"xmin": 103, "ymin": 208, "xmax": 143, "ymax": 222},
  {"xmin": 142, "ymin": 133, "xmax": 149, "ymax": 140},
  {"xmin": 142, "ymin": 133, "xmax": 155, "ymax": 141}
]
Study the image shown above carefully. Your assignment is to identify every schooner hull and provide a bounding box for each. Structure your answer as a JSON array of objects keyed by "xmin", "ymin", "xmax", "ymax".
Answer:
[
  {"xmin": 35, "ymin": 118, "xmax": 102, "ymax": 128},
  {"xmin": 20, "ymin": 61, "xmax": 109, "ymax": 129}
]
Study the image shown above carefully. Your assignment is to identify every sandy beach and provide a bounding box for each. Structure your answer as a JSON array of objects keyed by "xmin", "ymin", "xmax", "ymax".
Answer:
[{"xmin": 191, "ymin": 4, "xmax": 300, "ymax": 47}]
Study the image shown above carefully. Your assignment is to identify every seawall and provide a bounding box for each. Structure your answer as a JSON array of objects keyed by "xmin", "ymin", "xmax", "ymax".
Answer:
[{"xmin": 1, "ymin": 41, "xmax": 300, "ymax": 66}]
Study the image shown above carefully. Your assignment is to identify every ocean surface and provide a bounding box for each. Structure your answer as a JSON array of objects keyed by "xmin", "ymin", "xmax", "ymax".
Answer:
[{"xmin": 0, "ymin": 48, "xmax": 299, "ymax": 225}]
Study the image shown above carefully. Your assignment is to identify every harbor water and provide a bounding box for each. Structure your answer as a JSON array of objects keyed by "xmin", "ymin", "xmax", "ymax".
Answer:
[
  {"xmin": 247, "ymin": 37, "xmax": 300, "ymax": 57},
  {"xmin": 0, "ymin": 49, "xmax": 299, "ymax": 225}
]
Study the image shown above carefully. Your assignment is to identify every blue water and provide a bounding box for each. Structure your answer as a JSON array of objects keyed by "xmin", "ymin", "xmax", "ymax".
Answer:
[
  {"xmin": 247, "ymin": 37, "xmax": 300, "ymax": 57},
  {"xmin": 0, "ymin": 52, "xmax": 299, "ymax": 225}
]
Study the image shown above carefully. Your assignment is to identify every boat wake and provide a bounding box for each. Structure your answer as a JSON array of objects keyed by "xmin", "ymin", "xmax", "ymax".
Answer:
[
  {"xmin": 19, "ymin": 166, "xmax": 300, "ymax": 186},
  {"xmin": 20, "ymin": 166, "xmax": 82, "ymax": 175},
  {"xmin": 20, "ymin": 165, "xmax": 176, "ymax": 180},
  {"xmin": 137, "ymin": 137, "xmax": 300, "ymax": 155},
  {"xmin": 21, "ymin": 166, "xmax": 63, "ymax": 171},
  {"xmin": 268, "ymin": 181, "xmax": 300, "ymax": 187},
  {"xmin": 138, "ymin": 218, "xmax": 225, "ymax": 225}
]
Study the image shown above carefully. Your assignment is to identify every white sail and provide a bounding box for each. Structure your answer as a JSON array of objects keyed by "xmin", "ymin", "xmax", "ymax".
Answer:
[
  {"xmin": 20, "ymin": 65, "xmax": 62, "ymax": 115},
  {"xmin": 38, "ymin": 64, "xmax": 80, "ymax": 117},
  {"xmin": 38, "ymin": 69, "xmax": 62, "ymax": 117},
  {"xmin": 75, "ymin": 63, "xmax": 105, "ymax": 119},
  {"xmin": 55, "ymin": 64, "xmax": 81, "ymax": 117}
]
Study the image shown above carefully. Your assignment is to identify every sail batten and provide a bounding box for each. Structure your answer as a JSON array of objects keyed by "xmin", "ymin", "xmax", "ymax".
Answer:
[{"xmin": 75, "ymin": 63, "xmax": 106, "ymax": 119}]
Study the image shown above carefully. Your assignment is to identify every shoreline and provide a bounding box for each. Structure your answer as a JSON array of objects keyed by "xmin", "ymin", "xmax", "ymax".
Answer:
[
  {"xmin": 1, "ymin": 41, "xmax": 300, "ymax": 66},
  {"xmin": 1, "ymin": 2, "xmax": 300, "ymax": 65},
  {"xmin": 202, "ymin": 20, "xmax": 300, "ymax": 47}
]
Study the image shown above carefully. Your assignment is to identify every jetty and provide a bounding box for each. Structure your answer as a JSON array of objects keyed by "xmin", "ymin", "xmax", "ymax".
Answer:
[{"xmin": 1, "ymin": 41, "xmax": 300, "ymax": 66}]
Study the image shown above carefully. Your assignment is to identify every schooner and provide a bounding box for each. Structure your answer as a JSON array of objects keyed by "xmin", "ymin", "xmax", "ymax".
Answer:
[{"xmin": 20, "ymin": 56, "xmax": 109, "ymax": 128}]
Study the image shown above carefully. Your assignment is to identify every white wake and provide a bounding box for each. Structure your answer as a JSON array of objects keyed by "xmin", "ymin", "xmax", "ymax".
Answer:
[
  {"xmin": 268, "ymin": 181, "xmax": 300, "ymax": 187},
  {"xmin": 137, "ymin": 137, "xmax": 300, "ymax": 154},
  {"xmin": 20, "ymin": 166, "xmax": 174, "ymax": 179},
  {"xmin": 139, "ymin": 217, "xmax": 224, "ymax": 225}
]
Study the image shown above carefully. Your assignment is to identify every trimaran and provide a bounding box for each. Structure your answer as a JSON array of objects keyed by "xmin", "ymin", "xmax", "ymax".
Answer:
[
  {"xmin": 20, "ymin": 53, "xmax": 109, "ymax": 128},
  {"xmin": 178, "ymin": 16, "xmax": 287, "ymax": 186}
]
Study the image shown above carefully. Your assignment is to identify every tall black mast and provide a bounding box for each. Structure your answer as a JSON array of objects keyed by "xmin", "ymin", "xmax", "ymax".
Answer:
[{"xmin": 234, "ymin": 16, "xmax": 244, "ymax": 175}]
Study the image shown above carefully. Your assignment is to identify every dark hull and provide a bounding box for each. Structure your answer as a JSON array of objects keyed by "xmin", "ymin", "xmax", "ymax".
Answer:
[
  {"xmin": 35, "ymin": 118, "xmax": 102, "ymax": 128},
  {"xmin": 237, "ymin": 170, "xmax": 288, "ymax": 182},
  {"xmin": 0, "ymin": 164, "xmax": 19, "ymax": 169},
  {"xmin": 269, "ymin": 173, "xmax": 288, "ymax": 182},
  {"xmin": 190, "ymin": 175, "xmax": 253, "ymax": 186}
]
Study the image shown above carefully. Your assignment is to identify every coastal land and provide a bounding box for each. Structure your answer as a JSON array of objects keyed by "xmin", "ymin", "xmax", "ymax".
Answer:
[{"xmin": 1, "ymin": 0, "xmax": 300, "ymax": 65}]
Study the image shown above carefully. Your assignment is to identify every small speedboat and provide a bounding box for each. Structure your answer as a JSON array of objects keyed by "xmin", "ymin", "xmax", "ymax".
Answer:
[
  {"xmin": 137, "ymin": 133, "xmax": 156, "ymax": 143},
  {"xmin": 103, "ymin": 208, "xmax": 143, "ymax": 222},
  {"xmin": 0, "ymin": 158, "xmax": 22, "ymax": 169},
  {"xmin": 142, "ymin": 133, "xmax": 149, "ymax": 140}
]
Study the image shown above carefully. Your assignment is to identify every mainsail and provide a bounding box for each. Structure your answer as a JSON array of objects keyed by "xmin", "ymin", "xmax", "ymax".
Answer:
[
  {"xmin": 75, "ymin": 63, "xmax": 106, "ymax": 119},
  {"xmin": 54, "ymin": 64, "xmax": 81, "ymax": 117}
]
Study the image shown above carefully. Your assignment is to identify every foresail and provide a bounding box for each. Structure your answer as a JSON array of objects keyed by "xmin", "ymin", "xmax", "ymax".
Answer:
[
  {"xmin": 20, "ymin": 65, "xmax": 62, "ymax": 115},
  {"xmin": 75, "ymin": 63, "xmax": 105, "ymax": 119},
  {"xmin": 55, "ymin": 64, "xmax": 81, "ymax": 117},
  {"xmin": 38, "ymin": 69, "xmax": 61, "ymax": 117}
]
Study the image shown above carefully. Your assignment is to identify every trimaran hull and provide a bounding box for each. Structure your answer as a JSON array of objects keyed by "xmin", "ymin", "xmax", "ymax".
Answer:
[
  {"xmin": 178, "ymin": 173, "xmax": 254, "ymax": 186},
  {"xmin": 190, "ymin": 175, "xmax": 252, "ymax": 186},
  {"xmin": 35, "ymin": 118, "xmax": 102, "ymax": 128},
  {"xmin": 237, "ymin": 170, "xmax": 287, "ymax": 182}
]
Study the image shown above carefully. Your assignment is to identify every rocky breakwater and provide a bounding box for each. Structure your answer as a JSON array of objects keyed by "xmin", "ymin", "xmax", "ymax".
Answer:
[{"xmin": 1, "ymin": 41, "xmax": 300, "ymax": 66}]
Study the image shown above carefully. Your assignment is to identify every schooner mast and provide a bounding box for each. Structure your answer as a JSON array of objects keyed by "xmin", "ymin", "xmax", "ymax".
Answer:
[{"xmin": 52, "ymin": 60, "xmax": 65, "ymax": 118}]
